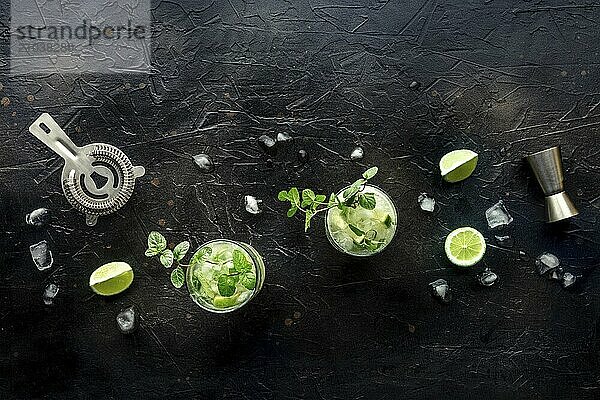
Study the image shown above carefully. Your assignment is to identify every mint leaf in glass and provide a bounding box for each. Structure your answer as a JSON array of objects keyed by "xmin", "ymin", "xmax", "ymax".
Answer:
[
  {"xmin": 190, "ymin": 246, "xmax": 212, "ymax": 267},
  {"xmin": 358, "ymin": 193, "xmax": 376, "ymax": 210},
  {"xmin": 217, "ymin": 275, "xmax": 237, "ymax": 297},
  {"xmin": 240, "ymin": 272, "xmax": 256, "ymax": 290}
]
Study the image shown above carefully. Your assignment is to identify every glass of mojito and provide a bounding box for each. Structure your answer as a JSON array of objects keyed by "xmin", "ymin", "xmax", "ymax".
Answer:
[
  {"xmin": 186, "ymin": 239, "xmax": 265, "ymax": 313},
  {"xmin": 325, "ymin": 184, "xmax": 397, "ymax": 256}
]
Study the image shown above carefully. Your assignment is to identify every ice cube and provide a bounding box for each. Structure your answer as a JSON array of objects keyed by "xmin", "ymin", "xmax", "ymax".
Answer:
[
  {"xmin": 298, "ymin": 149, "xmax": 308, "ymax": 163},
  {"xmin": 29, "ymin": 240, "xmax": 53, "ymax": 271},
  {"xmin": 562, "ymin": 272, "xmax": 576, "ymax": 288},
  {"xmin": 244, "ymin": 195, "xmax": 262, "ymax": 214},
  {"xmin": 192, "ymin": 154, "xmax": 215, "ymax": 173},
  {"xmin": 536, "ymin": 252, "xmax": 560, "ymax": 275},
  {"xmin": 417, "ymin": 193, "xmax": 435, "ymax": 212},
  {"xmin": 42, "ymin": 283, "xmax": 58, "ymax": 305},
  {"xmin": 495, "ymin": 235, "xmax": 514, "ymax": 248},
  {"xmin": 277, "ymin": 132, "xmax": 292, "ymax": 142},
  {"xmin": 350, "ymin": 146, "xmax": 364, "ymax": 160},
  {"xmin": 550, "ymin": 267, "xmax": 564, "ymax": 281},
  {"xmin": 409, "ymin": 81, "xmax": 421, "ymax": 90},
  {"xmin": 258, "ymin": 135, "xmax": 276, "ymax": 154},
  {"xmin": 477, "ymin": 270, "xmax": 498, "ymax": 287},
  {"xmin": 429, "ymin": 279, "xmax": 452, "ymax": 303},
  {"xmin": 116, "ymin": 306, "xmax": 137, "ymax": 334},
  {"xmin": 25, "ymin": 208, "xmax": 50, "ymax": 226},
  {"xmin": 485, "ymin": 200, "xmax": 513, "ymax": 229}
]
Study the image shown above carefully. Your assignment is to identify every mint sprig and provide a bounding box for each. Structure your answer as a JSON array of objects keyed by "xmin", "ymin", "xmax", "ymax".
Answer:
[
  {"xmin": 144, "ymin": 231, "xmax": 192, "ymax": 288},
  {"xmin": 277, "ymin": 167, "xmax": 379, "ymax": 232},
  {"xmin": 215, "ymin": 249, "xmax": 257, "ymax": 297}
]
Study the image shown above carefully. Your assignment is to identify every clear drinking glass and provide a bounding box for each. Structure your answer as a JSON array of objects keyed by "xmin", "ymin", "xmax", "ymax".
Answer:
[
  {"xmin": 186, "ymin": 239, "xmax": 265, "ymax": 313},
  {"xmin": 325, "ymin": 184, "xmax": 397, "ymax": 256}
]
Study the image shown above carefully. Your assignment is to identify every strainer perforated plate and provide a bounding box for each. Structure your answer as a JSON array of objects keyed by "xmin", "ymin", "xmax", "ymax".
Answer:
[{"xmin": 29, "ymin": 113, "xmax": 145, "ymax": 226}]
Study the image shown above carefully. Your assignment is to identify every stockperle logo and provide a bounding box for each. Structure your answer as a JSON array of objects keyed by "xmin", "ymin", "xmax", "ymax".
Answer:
[{"xmin": 10, "ymin": 0, "xmax": 150, "ymax": 74}]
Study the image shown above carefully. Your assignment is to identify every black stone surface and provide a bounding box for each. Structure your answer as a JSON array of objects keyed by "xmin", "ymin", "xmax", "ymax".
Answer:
[{"xmin": 1, "ymin": 1, "xmax": 600, "ymax": 399}]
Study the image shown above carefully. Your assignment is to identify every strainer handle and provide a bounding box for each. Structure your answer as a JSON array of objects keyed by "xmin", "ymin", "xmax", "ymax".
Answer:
[{"xmin": 29, "ymin": 113, "xmax": 93, "ymax": 174}]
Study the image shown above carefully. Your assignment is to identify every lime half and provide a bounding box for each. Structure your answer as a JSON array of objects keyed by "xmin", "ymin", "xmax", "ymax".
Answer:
[
  {"xmin": 213, "ymin": 293, "xmax": 240, "ymax": 308},
  {"xmin": 444, "ymin": 227, "xmax": 486, "ymax": 267},
  {"xmin": 89, "ymin": 262, "xmax": 134, "ymax": 296},
  {"xmin": 440, "ymin": 149, "xmax": 478, "ymax": 183}
]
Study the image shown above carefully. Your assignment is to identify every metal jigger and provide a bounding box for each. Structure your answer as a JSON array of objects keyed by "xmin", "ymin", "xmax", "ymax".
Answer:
[{"xmin": 525, "ymin": 146, "xmax": 579, "ymax": 223}]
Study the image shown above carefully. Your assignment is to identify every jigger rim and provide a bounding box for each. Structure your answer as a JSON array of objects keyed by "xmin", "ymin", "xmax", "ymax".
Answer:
[{"xmin": 525, "ymin": 146, "xmax": 560, "ymax": 159}]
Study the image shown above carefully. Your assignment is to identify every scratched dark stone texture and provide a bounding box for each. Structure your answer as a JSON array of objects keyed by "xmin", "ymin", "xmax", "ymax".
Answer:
[{"xmin": 1, "ymin": 0, "xmax": 600, "ymax": 399}]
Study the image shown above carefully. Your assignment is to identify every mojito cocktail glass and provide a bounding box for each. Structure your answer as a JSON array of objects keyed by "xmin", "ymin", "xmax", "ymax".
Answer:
[
  {"xmin": 186, "ymin": 239, "xmax": 265, "ymax": 313},
  {"xmin": 325, "ymin": 184, "xmax": 397, "ymax": 256}
]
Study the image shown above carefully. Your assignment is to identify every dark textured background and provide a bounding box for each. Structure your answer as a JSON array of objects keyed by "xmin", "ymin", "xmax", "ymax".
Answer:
[{"xmin": 1, "ymin": 0, "xmax": 600, "ymax": 399}]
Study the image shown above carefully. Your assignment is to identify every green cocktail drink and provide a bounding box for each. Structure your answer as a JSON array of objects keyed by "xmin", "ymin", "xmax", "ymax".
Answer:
[
  {"xmin": 325, "ymin": 184, "xmax": 397, "ymax": 256},
  {"xmin": 186, "ymin": 239, "xmax": 265, "ymax": 312}
]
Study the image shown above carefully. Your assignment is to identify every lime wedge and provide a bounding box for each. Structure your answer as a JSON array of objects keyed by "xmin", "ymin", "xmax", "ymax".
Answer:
[
  {"xmin": 213, "ymin": 293, "xmax": 240, "ymax": 308},
  {"xmin": 439, "ymin": 149, "xmax": 478, "ymax": 183},
  {"xmin": 444, "ymin": 227, "xmax": 486, "ymax": 267},
  {"xmin": 89, "ymin": 262, "xmax": 134, "ymax": 296}
]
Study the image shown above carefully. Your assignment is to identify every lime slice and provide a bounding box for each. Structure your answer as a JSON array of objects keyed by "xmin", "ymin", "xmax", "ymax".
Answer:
[
  {"xmin": 439, "ymin": 149, "xmax": 478, "ymax": 183},
  {"xmin": 444, "ymin": 227, "xmax": 486, "ymax": 267},
  {"xmin": 89, "ymin": 262, "xmax": 134, "ymax": 296},
  {"xmin": 213, "ymin": 292, "xmax": 240, "ymax": 308}
]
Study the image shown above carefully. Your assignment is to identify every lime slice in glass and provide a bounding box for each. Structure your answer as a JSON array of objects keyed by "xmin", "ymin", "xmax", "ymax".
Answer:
[
  {"xmin": 213, "ymin": 293, "xmax": 240, "ymax": 308},
  {"xmin": 89, "ymin": 262, "xmax": 134, "ymax": 296},
  {"xmin": 444, "ymin": 227, "xmax": 486, "ymax": 267},
  {"xmin": 439, "ymin": 149, "xmax": 478, "ymax": 183}
]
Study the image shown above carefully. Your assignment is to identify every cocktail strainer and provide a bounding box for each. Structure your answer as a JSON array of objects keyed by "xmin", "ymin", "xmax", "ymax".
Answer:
[{"xmin": 29, "ymin": 113, "xmax": 145, "ymax": 226}]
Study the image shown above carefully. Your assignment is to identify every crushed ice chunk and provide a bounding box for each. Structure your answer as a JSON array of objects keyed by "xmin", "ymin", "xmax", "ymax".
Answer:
[
  {"xmin": 350, "ymin": 147, "xmax": 364, "ymax": 160},
  {"xmin": 495, "ymin": 235, "xmax": 514, "ymax": 248},
  {"xmin": 117, "ymin": 306, "xmax": 137, "ymax": 334},
  {"xmin": 409, "ymin": 81, "xmax": 421, "ymax": 90},
  {"xmin": 258, "ymin": 135, "xmax": 276, "ymax": 154},
  {"xmin": 429, "ymin": 279, "xmax": 452, "ymax": 303},
  {"xmin": 536, "ymin": 252, "xmax": 560, "ymax": 275},
  {"xmin": 42, "ymin": 283, "xmax": 59, "ymax": 305},
  {"xmin": 30, "ymin": 240, "xmax": 53, "ymax": 271},
  {"xmin": 477, "ymin": 270, "xmax": 498, "ymax": 287},
  {"xmin": 550, "ymin": 267, "xmax": 564, "ymax": 281},
  {"xmin": 485, "ymin": 200, "xmax": 513, "ymax": 229},
  {"xmin": 417, "ymin": 193, "xmax": 435, "ymax": 212},
  {"xmin": 26, "ymin": 208, "xmax": 50, "ymax": 226},
  {"xmin": 192, "ymin": 154, "xmax": 215, "ymax": 173},
  {"xmin": 277, "ymin": 132, "xmax": 292, "ymax": 142},
  {"xmin": 562, "ymin": 272, "xmax": 576, "ymax": 288},
  {"xmin": 298, "ymin": 149, "xmax": 308, "ymax": 163},
  {"xmin": 244, "ymin": 195, "xmax": 262, "ymax": 214}
]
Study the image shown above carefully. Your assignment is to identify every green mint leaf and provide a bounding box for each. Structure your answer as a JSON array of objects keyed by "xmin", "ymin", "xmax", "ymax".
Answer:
[
  {"xmin": 145, "ymin": 248, "xmax": 159, "ymax": 257},
  {"xmin": 233, "ymin": 250, "xmax": 252, "ymax": 272},
  {"xmin": 301, "ymin": 189, "xmax": 315, "ymax": 207},
  {"xmin": 383, "ymin": 214, "xmax": 392, "ymax": 228},
  {"xmin": 314, "ymin": 194, "xmax": 327, "ymax": 204},
  {"xmin": 348, "ymin": 224, "xmax": 365, "ymax": 236},
  {"xmin": 289, "ymin": 187, "xmax": 300, "ymax": 205},
  {"xmin": 217, "ymin": 275, "xmax": 237, "ymax": 297},
  {"xmin": 328, "ymin": 193, "xmax": 337, "ymax": 207},
  {"xmin": 173, "ymin": 241, "xmax": 190, "ymax": 262},
  {"xmin": 170, "ymin": 267, "xmax": 185, "ymax": 288},
  {"xmin": 190, "ymin": 246, "xmax": 212, "ymax": 267},
  {"xmin": 362, "ymin": 166, "xmax": 378, "ymax": 180},
  {"xmin": 304, "ymin": 210, "xmax": 313, "ymax": 232},
  {"xmin": 358, "ymin": 193, "xmax": 376, "ymax": 210},
  {"xmin": 277, "ymin": 190, "xmax": 289, "ymax": 201},
  {"xmin": 147, "ymin": 231, "xmax": 167, "ymax": 254},
  {"xmin": 287, "ymin": 205, "xmax": 298, "ymax": 217},
  {"xmin": 240, "ymin": 272, "xmax": 256, "ymax": 290},
  {"xmin": 343, "ymin": 185, "xmax": 360, "ymax": 200},
  {"xmin": 160, "ymin": 249, "xmax": 174, "ymax": 268}
]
